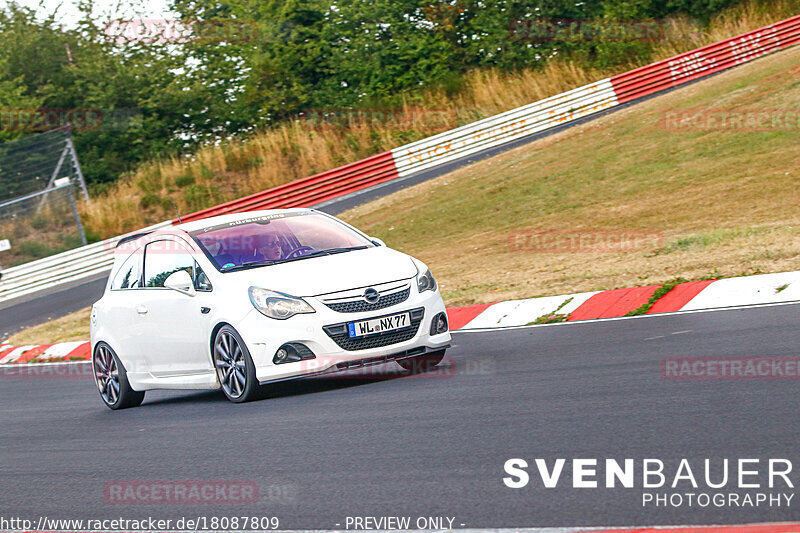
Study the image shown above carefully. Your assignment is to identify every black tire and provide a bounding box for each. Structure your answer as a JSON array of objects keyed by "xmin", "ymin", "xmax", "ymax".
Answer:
[
  {"xmin": 93, "ymin": 343, "xmax": 145, "ymax": 410},
  {"xmin": 397, "ymin": 349, "xmax": 446, "ymax": 373},
  {"xmin": 213, "ymin": 325, "xmax": 259, "ymax": 403}
]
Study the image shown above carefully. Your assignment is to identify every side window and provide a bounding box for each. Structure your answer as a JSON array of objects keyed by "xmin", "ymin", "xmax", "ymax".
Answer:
[
  {"xmin": 144, "ymin": 240, "xmax": 195, "ymax": 288},
  {"xmin": 196, "ymin": 263, "xmax": 213, "ymax": 291},
  {"xmin": 111, "ymin": 252, "xmax": 142, "ymax": 290}
]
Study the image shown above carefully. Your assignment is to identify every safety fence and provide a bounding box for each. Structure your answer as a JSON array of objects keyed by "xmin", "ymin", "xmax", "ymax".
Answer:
[
  {"xmin": 0, "ymin": 222, "xmax": 169, "ymax": 303},
  {"xmin": 1, "ymin": 13, "xmax": 799, "ymax": 304}
]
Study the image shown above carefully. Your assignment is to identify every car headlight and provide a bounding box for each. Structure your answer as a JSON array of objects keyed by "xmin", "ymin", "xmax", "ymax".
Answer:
[
  {"xmin": 248, "ymin": 287, "xmax": 315, "ymax": 320},
  {"xmin": 416, "ymin": 267, "xmax": 437, "ymax": 293}
]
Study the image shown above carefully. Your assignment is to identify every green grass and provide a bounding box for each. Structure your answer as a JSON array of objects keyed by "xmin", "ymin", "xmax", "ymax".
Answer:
[
  {"xmin": 626, "ymin": 278, "xmax": 690, "ymax": 316},
  {"xmin": 529, "ymin": 297, "xmax": 575, "ymax": 324},
  {"xmin": 341, "ymin": 45, "xmax": 800, "ymax": 306}
]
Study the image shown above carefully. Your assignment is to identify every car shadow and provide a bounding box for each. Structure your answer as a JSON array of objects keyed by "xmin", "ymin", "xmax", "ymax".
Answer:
[
  {"xmin": 140, "ymin": 360, "xmax": 450, "ymax": 406},
  {"xmin": 139, "ymin": 389, "xmax": 229, "ymax": 406},
  {"xmin": 263, "ymin": 371, "xmax": 401, "ymax": 399}
]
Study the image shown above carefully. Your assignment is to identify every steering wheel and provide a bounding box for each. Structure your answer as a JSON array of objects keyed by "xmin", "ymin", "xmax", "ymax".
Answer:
[{"xmin": 284, "ymin": 245, "xmax": 315, "ymax": 259}]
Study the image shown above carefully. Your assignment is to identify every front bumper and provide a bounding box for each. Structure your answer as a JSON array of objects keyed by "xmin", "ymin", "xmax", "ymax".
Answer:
[
  {"xmin": 256, "ymin": 344, "xmax": 450, "ymax": 385},
  {"xmin": 234, "ymin": 288, "xmax": 451, "ymax": 384}
]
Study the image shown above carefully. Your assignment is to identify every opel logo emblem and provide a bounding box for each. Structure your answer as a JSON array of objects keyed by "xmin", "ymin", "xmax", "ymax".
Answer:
[{"xmin": 364, "ymin": 288, "xmax": 380, "ymax": 303}]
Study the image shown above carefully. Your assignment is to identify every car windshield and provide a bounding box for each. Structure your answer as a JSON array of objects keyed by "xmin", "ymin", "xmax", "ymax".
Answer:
[{"xmin": 188, "ymin": 212, "xmax": 374, "ymax": 272}]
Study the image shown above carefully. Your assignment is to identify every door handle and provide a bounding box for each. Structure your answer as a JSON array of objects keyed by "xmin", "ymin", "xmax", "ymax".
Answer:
[
  {"xmin": 136, "ymin": 305, "xmax": 148, "ymax": 315},
  {"xmin": 201, "ymin": 307, "xmax": 211, "ymax": 314}
]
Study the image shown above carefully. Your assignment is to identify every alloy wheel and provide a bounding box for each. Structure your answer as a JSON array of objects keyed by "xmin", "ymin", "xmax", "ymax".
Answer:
[
  {"xmin": 94, "ymin": 345, "xmax": 120, "ymax": 405},
  {"xmin": 214, "ymin": 331, "xmax": 248, "ymax": 398}
]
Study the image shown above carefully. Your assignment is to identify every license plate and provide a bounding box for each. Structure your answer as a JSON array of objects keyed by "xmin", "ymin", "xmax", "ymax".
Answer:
[{"xmin": 348, "ymin": 312, "xmax": 411, "ymax": 338}]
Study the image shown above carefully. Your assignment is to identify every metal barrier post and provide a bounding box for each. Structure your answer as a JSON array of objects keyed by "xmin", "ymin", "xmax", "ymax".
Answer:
[{"xmin": 67, "ymin": 184, "xmax": 88, "ymax": 246}]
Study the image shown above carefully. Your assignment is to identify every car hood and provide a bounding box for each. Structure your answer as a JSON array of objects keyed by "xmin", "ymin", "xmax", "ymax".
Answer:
[{"xmin": 232, "ymin": 246, "xmax": 417, "ymax": 296}]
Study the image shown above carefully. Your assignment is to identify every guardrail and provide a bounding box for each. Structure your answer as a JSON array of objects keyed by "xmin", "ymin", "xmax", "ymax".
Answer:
[
  {"xmin": 0, "ymin": 222, "xmax": 169, "ymax": 304},
  {"xmin": 609, "ymin": 16, "xmax": 800, "ymax": 103},
  {"xmin": 179, "ymin": 152, "xmax": 399, "ymax": 223},
  {"xmin": 389, "ymin": 14, "xmax": 800, "ymax": 180},
  {"xmin": 180, "ymin": 13, "xmax": 800, "ymax": 217},
  {"xmin": 2, "ymin": 13, "xmax": 799, "ymax": 305},
  {"xmin": 389, "ymin": 79, "xmax": 618, "ymax": 177}
]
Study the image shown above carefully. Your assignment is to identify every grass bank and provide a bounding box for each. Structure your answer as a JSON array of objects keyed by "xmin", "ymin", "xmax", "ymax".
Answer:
[
  {"xmin": 78, "ymin": 0, "xmax": 800, "ymax": 240},
  {"xmin": 338, "ymin": 44, "xmax": 800, "ymax": 306},
  {"xmin": 6, "ymin": 306, "xmax": 91, "ymax": 345}
]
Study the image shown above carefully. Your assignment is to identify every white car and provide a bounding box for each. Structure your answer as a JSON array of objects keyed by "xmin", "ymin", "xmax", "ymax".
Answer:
[{"xmin": 90, "ymin": 208, "xmax": 451, "ymax": 409}]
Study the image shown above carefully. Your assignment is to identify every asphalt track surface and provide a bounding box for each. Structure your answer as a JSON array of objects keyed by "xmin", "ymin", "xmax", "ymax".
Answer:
[
  {"xmin": 0, "ymin": 275, "xmax": 108, "ymax": 340},
  {"xmin": 2, "ymin": 303, "xmax": 799, "ymax": 529}
]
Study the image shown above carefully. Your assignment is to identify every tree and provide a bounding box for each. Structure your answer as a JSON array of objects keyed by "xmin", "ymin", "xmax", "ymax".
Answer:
[{"xmin": 0, "ymin": 58, "xmax": 43, "ymax": 143}]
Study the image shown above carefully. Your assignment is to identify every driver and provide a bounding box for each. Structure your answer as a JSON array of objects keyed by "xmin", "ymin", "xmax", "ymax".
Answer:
[{"xmin": 255, "ymin": 232, "xmax": 284, "ymax": 261}]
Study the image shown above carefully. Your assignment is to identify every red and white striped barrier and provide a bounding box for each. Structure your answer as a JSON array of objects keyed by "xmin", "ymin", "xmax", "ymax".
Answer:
[
  {"xmin": 3, "ymin": 271, "xmax": 798, "ymax": 365},
  {"xmin": 177, "ymin": 14, "xmax": 800, "ymax": 223}
]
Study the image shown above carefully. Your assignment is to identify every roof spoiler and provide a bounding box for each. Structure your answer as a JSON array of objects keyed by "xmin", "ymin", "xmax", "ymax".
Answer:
[{"xmin": 115, "ymin": 231, "xmax": 153, "ymax": 249}]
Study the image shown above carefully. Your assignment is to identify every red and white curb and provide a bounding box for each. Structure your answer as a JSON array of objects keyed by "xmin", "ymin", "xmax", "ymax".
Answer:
[
  {"xmin": 0, "ymin": 340, "xmax": 90, "ymax": 365},
  {"xmin": 451, "ymin": 271, "xmax": 800, "ymax": 330},
  {"xmin": 1, "ymin": 271, "xmax": 798, "ymax": 366}
]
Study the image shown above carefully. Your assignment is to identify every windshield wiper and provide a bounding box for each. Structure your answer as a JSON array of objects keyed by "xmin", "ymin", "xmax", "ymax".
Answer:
[
  {"xmin": 325, "ymin": 246, "xmax": 370, "ymax": 255},
  {"xmin": 270, "ymin": 245, "xmax": 371, "ymax": 265},
  {"xmin": 220, "ymin": 246, "xmax": 370, "ymax": 271},
  {"xmin": 220, "ymin": 260, "xmax": 275, "ymax": 273}
]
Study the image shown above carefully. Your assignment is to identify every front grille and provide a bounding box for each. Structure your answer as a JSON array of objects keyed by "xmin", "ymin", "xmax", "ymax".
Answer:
[
  {"xmin": 324, "ymin": 287, "xmax": 410, "ymax": 313},
  {"xmin": 323, "ymin": 308, "xmax": 424, "ymax": 351}
]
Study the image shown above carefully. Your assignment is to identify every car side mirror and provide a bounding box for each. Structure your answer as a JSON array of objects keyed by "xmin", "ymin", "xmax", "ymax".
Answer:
[
  {"xmin": 164, "ymin": 270, "xmax": 196, "ymax": 297},
  {"xmin": 371, "ymin": 237, "xmax": 386, "ymax": 247}
]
